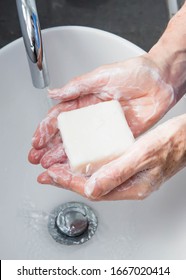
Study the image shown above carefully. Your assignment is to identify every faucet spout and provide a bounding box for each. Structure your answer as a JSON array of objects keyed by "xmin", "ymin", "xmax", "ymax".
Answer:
[{"xmin": 16, "ymin": 0, "xmax": 50, "ymax": 89}]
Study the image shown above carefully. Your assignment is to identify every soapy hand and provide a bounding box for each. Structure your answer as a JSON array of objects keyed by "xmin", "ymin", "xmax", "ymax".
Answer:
[
  {"xmin": 28, "ymin": 2, "xmax": 186, "ymax": 200},
  {"xmin": 29, "ymin": 54, "xmax": 175, "ymax": 166},
  {"xmin": 37, "ymin": 114, "xmax": 186, "ymax": 200}
]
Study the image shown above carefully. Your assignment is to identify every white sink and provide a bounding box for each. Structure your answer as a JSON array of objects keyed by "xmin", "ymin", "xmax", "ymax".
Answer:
[{"xmin": 0, "ymin": 26, "xmax": 186, "ymax": 259}]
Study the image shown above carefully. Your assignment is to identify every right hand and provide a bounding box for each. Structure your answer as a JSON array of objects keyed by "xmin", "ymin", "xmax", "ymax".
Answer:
[{"xmin": 37, "ymin": 114, "xmax": 186, "ymax": 201}]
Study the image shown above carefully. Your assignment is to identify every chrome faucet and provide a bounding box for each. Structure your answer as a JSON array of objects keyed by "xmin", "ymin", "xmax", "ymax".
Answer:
[{"xmin": 16, "ymin": 0, "xmax": 50, "ymax": 88}]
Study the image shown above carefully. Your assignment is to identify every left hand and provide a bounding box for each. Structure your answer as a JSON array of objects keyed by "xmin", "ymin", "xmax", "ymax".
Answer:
[
  {"xmin": 37, "ymin": 114, "xmax": 186, "ymax": 200},
  {"xmin": 28, "ymin": 55, "xmax": 175, "ymax": 168}
]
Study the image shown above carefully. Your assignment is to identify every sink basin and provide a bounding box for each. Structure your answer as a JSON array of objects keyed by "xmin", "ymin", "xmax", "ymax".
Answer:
[{"xmin": 0, "ymin": 26, "xmax": 186, "ymax": 259}]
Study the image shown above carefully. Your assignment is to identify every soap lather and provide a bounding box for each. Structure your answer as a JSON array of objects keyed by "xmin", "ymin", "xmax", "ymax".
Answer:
[{"xmin": 57, "ymin": 100, "xmax": 135, "ymax": 175}]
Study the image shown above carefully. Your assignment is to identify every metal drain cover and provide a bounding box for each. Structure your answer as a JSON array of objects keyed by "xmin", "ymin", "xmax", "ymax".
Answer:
[{"xmin": 48, "ymin": 202, "xmax": 98, "ymax": 245}]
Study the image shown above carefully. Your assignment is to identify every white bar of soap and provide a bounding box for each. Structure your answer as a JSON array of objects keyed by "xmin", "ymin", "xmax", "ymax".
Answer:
[{"xmin": 57, "ymin": 100, "xmax": 134, "ymax": 175}]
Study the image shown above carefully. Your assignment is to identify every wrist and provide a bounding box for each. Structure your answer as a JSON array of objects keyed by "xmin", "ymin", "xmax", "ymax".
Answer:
[
  {"xmin": 148, "ymin": 42, "xmax": 186, "ymax": 102},
  {"xmin": 148, "ymin": 2, "xmax": 186, "ymax": 102},
  {"xmin": 159, "ymin": 114, "xmax": 186, "ymax": 180}
]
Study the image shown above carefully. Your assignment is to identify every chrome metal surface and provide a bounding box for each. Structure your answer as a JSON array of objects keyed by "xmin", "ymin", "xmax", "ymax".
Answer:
[
  {"xmin": 16, "ymin": 0, "xmax": 49, "ymax": 88},
  {"xmin": 48, "ymin": 202, "xmax": 98, "ymax": 245},
  {"xmin": 56, "ymin": 207, "xmax": 88, "ymax": 237}
]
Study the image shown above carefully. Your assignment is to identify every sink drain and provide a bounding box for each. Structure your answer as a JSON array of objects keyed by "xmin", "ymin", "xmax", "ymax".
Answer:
[{"xmin": 48, "ymin": 202, "xmax": 98, "ymax": 245}]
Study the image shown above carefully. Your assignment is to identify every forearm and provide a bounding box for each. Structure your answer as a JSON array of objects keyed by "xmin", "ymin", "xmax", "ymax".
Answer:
[
  {"xmin": 162, "ymin": 114, "xmax": 186, "ymax": 179},
  {"xmin": 148, "ymin": 1, "xmax": 186, "ymax": 102}
]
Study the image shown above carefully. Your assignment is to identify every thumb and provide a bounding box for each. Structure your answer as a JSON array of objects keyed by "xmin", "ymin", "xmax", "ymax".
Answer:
[
  {"xmin": 84, "ymin": 148, "xmax": 143, "ymax": 199},
  {"xmin": 84, "ymin": 128, "xmax": 158, "ymax": 199},
  {"xmin": 48, "ymin": 67, "xmax": 109, "ymax": 101}
]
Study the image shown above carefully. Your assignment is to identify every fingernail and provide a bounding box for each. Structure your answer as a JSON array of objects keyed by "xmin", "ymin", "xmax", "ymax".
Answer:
[
  {"xmin": 39, "ymin": 176, "xmax": 47, "ymax": 184},
  {"xmin": 38, "ymin": 172, "xmax": 50, "ymax": 184},
  {"xmin": 84, "ymin": 179, "xmax": 96, "ymax": 198},
  {"xmin": 48, "ymin": 88, "xmax": 59, "ymax": 95}
]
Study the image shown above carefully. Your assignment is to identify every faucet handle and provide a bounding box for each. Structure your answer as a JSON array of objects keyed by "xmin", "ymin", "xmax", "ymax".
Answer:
[{"xmin": 16, "ymin": 0, "xmax": 50, "ymax": 89}]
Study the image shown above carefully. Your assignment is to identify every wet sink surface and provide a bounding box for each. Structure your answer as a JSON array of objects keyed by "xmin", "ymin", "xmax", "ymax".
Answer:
[{"xmin": 0, "ymin": 26, "xmax": 186, "ymax": 259}]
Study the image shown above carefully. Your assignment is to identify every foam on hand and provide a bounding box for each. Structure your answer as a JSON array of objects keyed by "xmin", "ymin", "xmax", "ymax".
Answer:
[{"xmin": 57, "ymin": 100, "xmax": 135, "ymax": 175}]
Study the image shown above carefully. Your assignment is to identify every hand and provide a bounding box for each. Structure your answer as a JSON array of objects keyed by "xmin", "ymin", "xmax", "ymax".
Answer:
[
  {"xmin": 37, "ymin": 114, "xmax": 186, "ymax": 200},
  {"xmin": 29, "ymin": 54, "xmax": 175, "ymax": 168}
]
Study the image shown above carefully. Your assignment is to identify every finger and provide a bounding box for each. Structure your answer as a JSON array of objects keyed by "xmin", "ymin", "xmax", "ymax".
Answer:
[
  {"xmin": 32, "ymin": 101, "xmax": 78, "ymax": 149},
  {"xmin": 100, "ymin": 170, "xmax": 153, "ymax": 201},
  {"xmin": 32, "ymin": 115, "xmax": 58, "ymax": 150},
  {"xmin": 37, "ymin": 171, "xmax": 61, "ymax": 187},
  {"xmin": 40, "ymin": 143, "xmax": 67, "ymax": 169},
  {"xmin": 48, "ymin": 67, "xmax": 109, "ymax": 101},
  {"xmin": 28, "ymin": 132, "xmax": 62, "ymax": 164},
  {"xmin": 47, "ymin": 163, "xmax": 87, "ymax": 196},
  {"xmin": 28, "ymin": 147, "xmax": 48, "ymax": 164}
]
